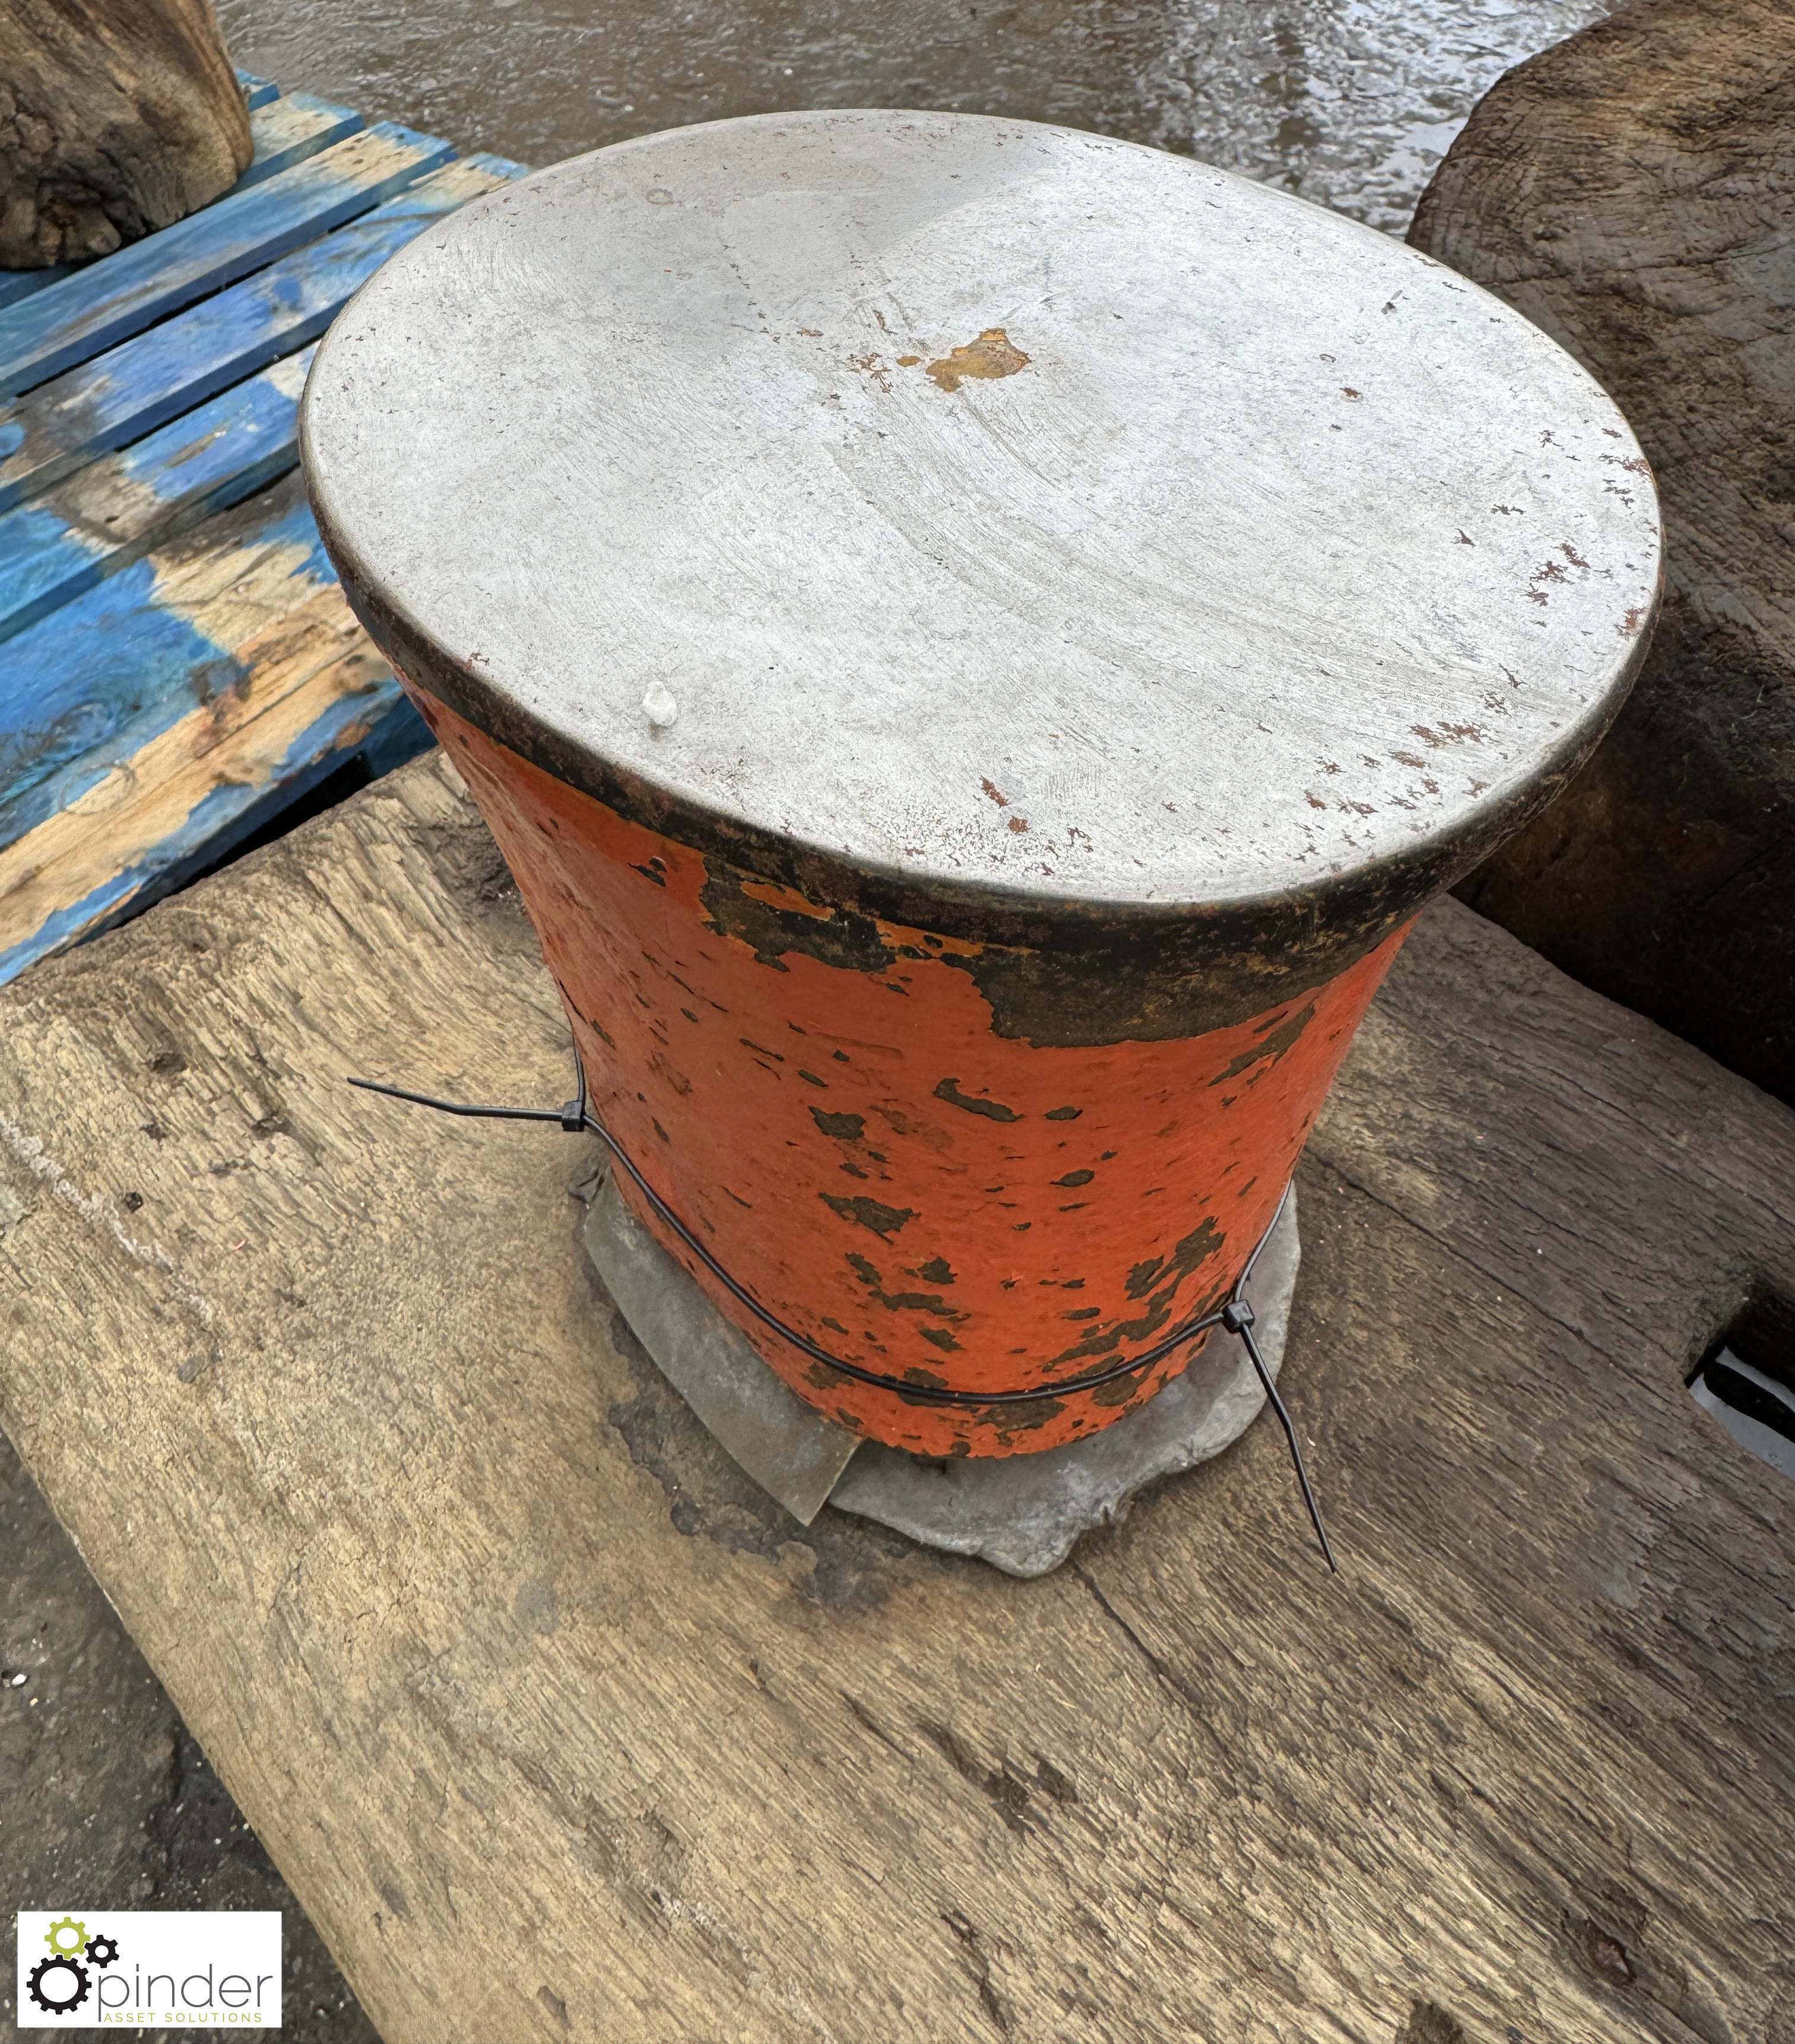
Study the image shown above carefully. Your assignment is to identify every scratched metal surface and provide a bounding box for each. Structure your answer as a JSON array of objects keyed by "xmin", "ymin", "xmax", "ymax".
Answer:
[
  {"xmin": 217, "ymin": 0, "xmax": 1612, "ymax": 240},
  {"xmin": 303, "ymin": 110, "xmax": 1659, "ymax": 931}
]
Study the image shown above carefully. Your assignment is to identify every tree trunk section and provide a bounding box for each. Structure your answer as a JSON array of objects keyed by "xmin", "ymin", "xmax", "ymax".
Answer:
[
  {"xmin": 1408, "ymin": 0, "xmax": 1795, "ymax": 1107},
  {"xmin": 0, "ymin": 0, "xmax": 252, "ymax": 270}
]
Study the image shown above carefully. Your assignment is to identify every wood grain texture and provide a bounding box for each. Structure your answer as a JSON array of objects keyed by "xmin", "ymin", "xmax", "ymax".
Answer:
[
  {"xmin": 1, "ymin": 756, "xmax": 1790, "ymax": 2044},
  {"xmin": 0, "ymin": 473, "xmax": 427, "ymax": 978},
  {"xmin": 0, "ymin": 119, "xmax": 454, "ymax": 397},
  {"xmin": 2, "ymin": 473, "xmax": 354, "ymax": 848},
  {"xmin": 0, "ymin": 0, "xmax": 251, "ymax": 270},
  {"xmin": 1407, "ymin": 0, "xmax": 1795, "ymax": 1107},
  {"xmin": 0, "ymin": 347, "xmax": 313, "ymax": 643},
  {"xmin": 229, "ymin": 90, "xmax": 363, "ymax": 191},
  {"xmin": 0, "ymin": 153, "xmax": 520, "ymax": 515}
]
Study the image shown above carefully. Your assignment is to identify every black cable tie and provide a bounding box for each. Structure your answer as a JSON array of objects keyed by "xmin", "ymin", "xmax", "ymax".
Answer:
[
  {"xmin": 347, "ymin": 1051, "xmax": 1334, "ymax": 1567},
  {"xmin": 1239, "ymin": 1319, "xmax": 1337, "ymax": 1574},
  {"xmin": 346, "ymin": 1076, "xmax": 570, "ymax": 1125}
]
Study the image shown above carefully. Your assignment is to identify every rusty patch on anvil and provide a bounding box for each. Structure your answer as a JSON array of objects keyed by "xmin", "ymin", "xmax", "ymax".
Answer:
[{"xmin": 926, "ymin": 328, "xmax": 1030, "ymax": 392}]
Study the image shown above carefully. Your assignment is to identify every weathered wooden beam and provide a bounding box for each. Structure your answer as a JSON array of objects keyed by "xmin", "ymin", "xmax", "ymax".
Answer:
[
  {"xmin": 0, "ymin": 759, "xmax": 1788, "ymax": 2043},
  {"xmin": 0, "ymin": 0, "xmax": 252, "ymax": 270}
]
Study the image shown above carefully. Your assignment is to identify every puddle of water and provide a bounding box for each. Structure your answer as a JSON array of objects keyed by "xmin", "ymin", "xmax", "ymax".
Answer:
[
  {"xmin": 1146, "ymin": 0, "xmax": 1610, "ymax": 233},
  {"xmin": 217, "ymin": 0, "xmax": 1609, "ymax": 235}
]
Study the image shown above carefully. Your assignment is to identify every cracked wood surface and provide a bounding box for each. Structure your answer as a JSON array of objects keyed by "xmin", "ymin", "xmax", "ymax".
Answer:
[{"xmin": 1, "ymin": 750, "xmax": 1791, "ymax": 2044}]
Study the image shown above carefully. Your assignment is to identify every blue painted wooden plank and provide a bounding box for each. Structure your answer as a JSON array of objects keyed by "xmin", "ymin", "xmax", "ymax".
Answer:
[
  {"xmin": 237, "ymin": 71, "xmax": 282, "ymax": 110},
  {"xmin": 456, "ymin": 151, "xmax": 533, "ymax": 183},
  {"xmin": 0, "ymin": 347, "xmax": 315, "ymax": 645},
  {"xmin": 235, "ymin": 91, "xmax": 365, "ymax": 190},
  {"xmin": 0, "ymin": 265, "xmax": 75, "ymax": 312},
  {"xmin": 0, "ymin": 92, "xmax": 352, "ymax": 316},
  {"xmin": 0, "ymin": 550, "xmax": 223, "ymax": 853},
  {"xmin": 0, "ymin": 469, "xmax": 435, "ymax": 982},
  {"xmin": 0, "ymin": 484, "xmax": 334, "ymax": 852},
  {"xmin": 0, "ymin": 156, "xmax": 519, "ymax": 512},
  {"xmin": 0, "ymin": 121, "xmax": 456, "ymax": 398},
  {"xmin": 0, "ymin": 683, "xmax": 427, "ymax": 984},
  {"xmin": 0, "ymin": 501, "xmax": 107, "ymax": 644},
  {"xmin": 0, "ymin": 112, "xmax": 518, "ymax": 978}
]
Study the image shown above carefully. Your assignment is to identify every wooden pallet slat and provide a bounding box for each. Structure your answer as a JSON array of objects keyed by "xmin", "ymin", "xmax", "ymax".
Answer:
[
  {"xmin": 0, "ymin": 476, "xmax": 429, "ymax": 980},
  {"xmin": 0, "ymin": 156, "xmax": 523, "ymax": 515},
  {"xmin": 0, "ymin": 349, "xmax": 315, "ymax": 646},
  {"xmin": 233, "ymin": 91, "xmax": 366, "ymax": 191},
  {"xmin": 0, "ymin": 265, "xmax": 78, "ymax": 313},
  {"xmin": 8, "ymin": 861, "xmax": 1790, "ymax": 2044},
  {"xmin": 0, "ymin": 88, "xmax": 347, "ymax": 318},
  {"xmin": 0, "ymin": 121, "xmax": 458, "ymax": 398},
  {"xmin": 0, "ymin": 628, "xmax": 414, "ymax": 980},
  {"xmin": 0, "ymin": 78, "xmax": 516, "ymax": 985},
  {"xmin": 236, "ymin": 71, "xmax": 283, "ymax": 110},
  {"xmin": 0, "ymin": 481, "xmax": 322, "ymax": 847},
  {"xmin": 1, "ymin": 474, "xmax": 339, "ymax": 845}
]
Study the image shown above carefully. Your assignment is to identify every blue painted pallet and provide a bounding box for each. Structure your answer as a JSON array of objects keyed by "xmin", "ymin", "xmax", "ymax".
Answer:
[
  {"xmin": 0, "ymin": 77, "xmax": 528, "ymax": 984},
  {"xmin": 0, "ymin": 476, "xmax": 418, "ymax": 977},
  {"xmin": 0, "ymin": 154, "xmax": 518, "ymax": 513},
  {"xmin": 0, "ymin": 119, "xmax": 456, "ymax": 397},
  {"xmin": 239, "ymin": 71, "xmax": 283, "ymax": 110},
  {"xmin": 0, "ymin": 348, "xmax": 316, "ymax": 645},
  {"xmin": 0, "ymin": 80, "xmax": 360, "ymax": 315},
  {"xmin": 1, "ymin": 477, "xmax": 332, "ymax": 854},
  {"xmin": 233, "ymin": 91, "xmax": 366, "ymax": 189}
]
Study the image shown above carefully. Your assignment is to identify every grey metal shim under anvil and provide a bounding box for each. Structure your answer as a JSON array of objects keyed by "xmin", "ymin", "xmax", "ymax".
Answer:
[{"xmin": 582, "ymin": 1175, "xmax": 1299, "ymax": 1577}]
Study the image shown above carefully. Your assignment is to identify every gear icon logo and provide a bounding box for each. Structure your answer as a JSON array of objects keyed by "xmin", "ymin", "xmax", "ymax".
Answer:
[
  {"xmin": 26, "ymin": 1918, "xmax": 120, "ymax": 2015},
  {"xmin": 26, "ymin": 1953, "xmax": 91, "ymax": 2014},
  {"xmin": 44, "ymin": 1916, "xmax": 87, "ymax": 1956}
]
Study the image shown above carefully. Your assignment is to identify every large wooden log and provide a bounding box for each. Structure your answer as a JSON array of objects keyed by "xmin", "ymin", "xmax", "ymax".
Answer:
[
  {"xmin": 1407, "ymin": 0, "xmax": 1795, "ymax": 1106},
  {"xmin": 0, "ymin": 0, "xmax": 252, "ymax": 271}
]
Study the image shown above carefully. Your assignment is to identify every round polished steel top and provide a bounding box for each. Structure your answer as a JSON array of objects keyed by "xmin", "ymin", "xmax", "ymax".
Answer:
[{"xmin": 302, "ymin": 110, "xmax": 1659, "ymax": 927}]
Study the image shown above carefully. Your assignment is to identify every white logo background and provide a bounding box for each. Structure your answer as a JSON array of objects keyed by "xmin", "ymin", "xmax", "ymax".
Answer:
[{"xmin": 16, "ymin": 1912, "xmax": 281, "ymax": 2029}]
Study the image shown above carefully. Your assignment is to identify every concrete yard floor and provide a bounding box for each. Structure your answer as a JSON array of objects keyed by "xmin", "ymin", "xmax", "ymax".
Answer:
[{"xmin": 1, "ymin": 1433, "xmax": 377, "ymax": 2044}]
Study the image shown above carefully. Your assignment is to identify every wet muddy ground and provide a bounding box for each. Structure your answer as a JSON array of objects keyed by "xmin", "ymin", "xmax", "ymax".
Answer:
[
  {"xmin": 217, "ymin": 0, "xmax": 1609, "ymax": 236},
  {"xmin": 5, "ymin": 1, "xmax": 1611, "ymax": 2039}
]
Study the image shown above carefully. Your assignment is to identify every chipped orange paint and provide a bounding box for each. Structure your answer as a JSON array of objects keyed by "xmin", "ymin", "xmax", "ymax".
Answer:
[
  {"xmin": 870, "ymin": 916, "xmax": 989, "ymax": 961},
  {"xmin": 739, "ymin": 877, "xmax": 836, "ymax": 921},
  {"xmin": 414, "ymin": 691, "xmax": 1410, "ymax": 1457}
]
